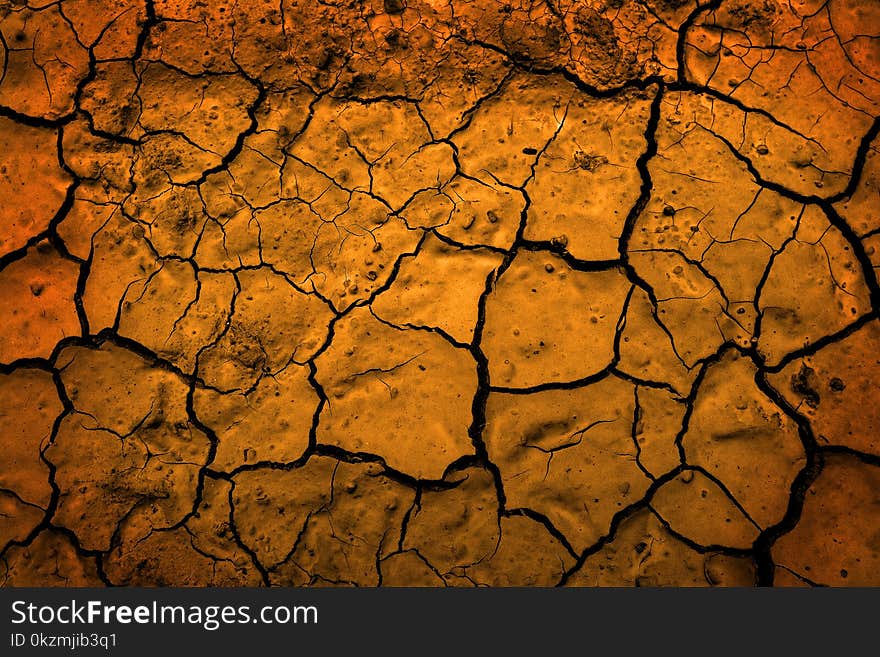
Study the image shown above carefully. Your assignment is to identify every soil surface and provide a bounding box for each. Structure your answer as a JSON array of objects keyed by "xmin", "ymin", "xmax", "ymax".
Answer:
[{"xmin": 1, "ymin": 0, "xmax": 879, "ymax": 587}]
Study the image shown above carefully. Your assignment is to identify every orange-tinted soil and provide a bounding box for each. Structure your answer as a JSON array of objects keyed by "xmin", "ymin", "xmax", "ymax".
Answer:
[{"xmin": 1, "ymin": 0, "xmax": 879, "ymax": 587}]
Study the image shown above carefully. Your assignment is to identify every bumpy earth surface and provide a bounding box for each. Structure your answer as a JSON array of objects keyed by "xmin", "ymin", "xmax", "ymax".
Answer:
[{"xmin": 1, "ymin": 0, "xmax": 879, "ymax": 588}]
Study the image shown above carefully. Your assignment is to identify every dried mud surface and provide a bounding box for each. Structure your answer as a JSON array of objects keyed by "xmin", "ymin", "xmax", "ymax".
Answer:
[{"xmin": 1, "ymin": 0, "xmax": 879, "ymax": 587}]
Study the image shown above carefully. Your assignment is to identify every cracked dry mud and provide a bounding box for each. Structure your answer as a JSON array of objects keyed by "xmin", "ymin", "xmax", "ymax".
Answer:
[{"xmin": 1, "ymin": 0, "xmax": 878, "ymax": 588}]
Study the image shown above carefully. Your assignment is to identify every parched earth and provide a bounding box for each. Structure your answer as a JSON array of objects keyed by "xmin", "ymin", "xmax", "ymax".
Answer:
[{"xmin": 1, "ymin": 0, "xmax": 878, "ymax": 587}]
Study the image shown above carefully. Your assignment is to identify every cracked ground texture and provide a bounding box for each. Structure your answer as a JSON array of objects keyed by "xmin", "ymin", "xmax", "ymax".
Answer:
[{"xmin": 0, "ymin": 0, "xmax": 878, "ymax": 589}]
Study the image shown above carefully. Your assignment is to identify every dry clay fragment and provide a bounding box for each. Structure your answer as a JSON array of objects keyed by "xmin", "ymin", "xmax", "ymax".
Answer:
[
  {"xmin": 57, "ymin": 187, "xmax": 123, "ymax": 261},
  {"xmin": 398, "ymin": 471, "xmax": 574, "ymax": 586},
  {"xmin": 185, "ymin": 477, "xmax": 262, "ymax": 576},
  {"xmin": 552, "ymin": 5, "xmax": 648, "ymax": 87},
  {"xmin": 104, "ymin": 478, "xmax": 262, "ymax": 586},
  {"xmin": 233, "ymin": 457, "xmax": 411, "ymax": 582},
  {"xmin": 254, "ymin": 193, "xmax": 422, "ymax": 312},
  {"xmin": 255, "ymin": 198, "xmax": 341, "ymax": 282},
  {"xmin": 773, "ymin": 455, "xmax": 880, "ymax": 586},
  {"xmin": 628, "ymin": 250, "xmax": 737, "ymax": 367},
  {"xmin": 685, "ymin": 0, "xmax": 878, "ymax": 197},
  {"xmin": 482, "ymin": 250, "xmax": 631, "ymax": 388},
  {"xmin": 206, "ymin": 137, "xmax": 283, "ymax": 211},
  {"xmin": 306, "ymin": 195, "xmax": 422, "ymax": 312},
  {"xmin": 651, "ymin": 470, "xmax": 761, "ymax": 551},
  {"xmin": 122, "ymin": 185, "xmax": 208, "ymax": 259},
  {"xmin": 232, "ymin": 458, "xmax": 335, "ymax": 570},
  {"xmin": 0, "ymin": 6, "xmax": 89, "ymax": 118},
  {"xmin": 380, "ymin": 550, "xmax": 446, "ymax": 587},
  {"xmin": 49, "ymin": 343, "xmax": 210, "ymax": 551},
  {"xmin": 372, "ymin": 233, "xmax": 503, "ymax": 344},
  {"xmin": 194, "ymin": 364, "xmax": 317, "ymax": 472},
  {"xmin": 0, "ymin": 368, "xmax": 60, "ymax": 509},
  {"xmin": 315, "ymin": 307, "xmax": 476, "ymax": 480},
  {"xmin": 332, "ymin": 99, "xmax": 456, "ymax": 210},
  {"xmin": 453, "ymin": 74, "xmax": 573, "ymax": 187},
  {"xmin": 835, "ymin": 134, "xmax": 880, "ymax": 238},
  {"xmin": 566, "ymin": 508, "xmax": 756, "ymax": 587},
  {"xmin": 196, "ymin": 197, "xmax": 267, "ymax": 272},
  {"xmin": 1, "ymin": 531, "xmax": 103, "ymax": 587},
  {"xmin": 758, "ymin": 207, "xmax": 871, "ymax": 365},
  {"xmin": 463, "ymin": 515, "xmax": 575, "ymax": 587},
  {"xmin": 682, "ymin": 351, "xmax": 805, "ymax": 528},
  {"xmin": 632, "ymin": 386, "xmax": 687, "ymax": 479},
  {"xmin": 62, "ymin": 0, "xmax": 145, "ymax": 62},
  {"xmin": 415, "ymin": 44, "xmax": 510, "ymax": 138},
  {"xmin": 525, "ymin": 87, "xmax": 654, "ymax": 261},
  {"xmin": 83, "ymin": 213, "xmax": 161, "ymax": 333},
  {"xmin": 60, "ymin": 117, "xmax": 134, "ymax": 191},
  {"xmin": 197, "ymin": 268, "xmax": 333, "ymax": 392},
  {"xmin": 0, "ymin": 242, "xmax": 81, "ymax": 363},
  {"xmin": 132, "ymin": 133, "xmax": 221, "ymax": 187},
  {"xmin": 0, "ymin": 492, "xmax": 44, "ymax": 554},
  {"xmin": 147, "ymin": 0, "xmax": 237, "ymax": 74},
  {"xmin": 46, "ymin": 414, "xmax": 198, "ymax": 553},
  {"xmin": 485, "ymin": 376, "xmax": 651, "ymax": 553},
  {"xmin": 287, "ymin": 97, "xmax": 373, "ymax": 192},
  {"xmin": 403, "ymin": 466, "xmax": 500, "ymax": 577},
  {"xmin": 637, "ymin": 94, "xmax": 807, "ymax": 337},
  {"xmin": 104, "ymin": 524, "xmax": 260, "ymax": 587},
  {"xmin": 0, "ymin": 118, "xmax": 71, "ymax": 256},
  {"xmin": 79, "ymin": 61, "xmax": 141, "ymax": 138},
  {"xmin": 119, "ymin": 265, "xmax": 236, "ymax": 374},
  {"xmin": 768, "ymin": 320, "xmax": 880, "ymax": 457},
  {"xmin": 271, "ymin": 461, "xmax": 413, "ymax": 586},
  {"xmin": 427, "ymin": 176, "xmax": 525, "ymax": 250},
  {"xmin": 137, "ymin": 63, "xmax": 259, "ymax": 155},
  {"xmin": 617, "ymin": 286, "xmax": 694, "ymax": 395}
]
